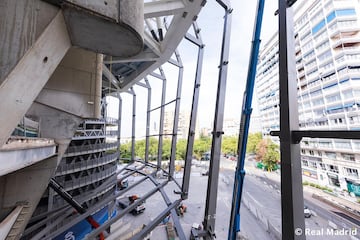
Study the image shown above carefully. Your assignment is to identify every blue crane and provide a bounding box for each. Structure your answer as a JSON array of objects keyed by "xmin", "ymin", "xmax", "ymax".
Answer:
[{"xmin": 228, "ymin": 0, "xmax": 265, "ymax": 239}]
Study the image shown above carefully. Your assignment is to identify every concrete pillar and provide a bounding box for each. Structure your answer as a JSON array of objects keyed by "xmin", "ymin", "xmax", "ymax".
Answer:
[
  {"xmin": 95, "ymin": 54, "xmax": 103, "ymax": 119},
  {"xmin": 0, "ymin": 7, "xmax": 71, "ymax": 147}
]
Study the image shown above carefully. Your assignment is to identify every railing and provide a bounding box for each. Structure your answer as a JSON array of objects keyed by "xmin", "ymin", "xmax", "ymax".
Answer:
[
  {"xmin": 104, "ymin": 117, "xmax": 119, "ymax": 125},
  {"xmin": 56, "ymin": 152, "xmax": 119, "ymax": 176},
  {"xmin": 106, "ymin": 130, "xmax": 118, "ymax": 136},
  {"xmin": 65, "ymin": 142, "xmax": 118, "ymax": 155},
  {"xmin": 73, "ymin": 129, "xmax": 105, "ymax": 139},
  {"xmin": 62, "ymin": 165, "xmax": 117, "ymax": 191}
]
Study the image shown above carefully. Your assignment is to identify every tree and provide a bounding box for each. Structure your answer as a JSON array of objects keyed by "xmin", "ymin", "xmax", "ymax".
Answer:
[
  {"xmin": 255, "ymin": 138, "xmax": 268, "ymax": 162},
  {"xmin": 176, "ymin": 139, "xmax": 187, "ymax": 160},
  {"xmin": 254, "ymin": 138, "xmax": 280, "ymax": 171},
  {"xmin": 222, "ymin": 136, "xmax": 237, "ymax": 155},
  {"xmin": 263, "ymin": 142, "xmax": 280, "ymax": 171},
  {"xmin": 193, "ymin": 137, "xmax": 211, "ymax": 159},
  {"xmin": 247, "ymin": 132, "xmax": 262, "ymax": 154}
]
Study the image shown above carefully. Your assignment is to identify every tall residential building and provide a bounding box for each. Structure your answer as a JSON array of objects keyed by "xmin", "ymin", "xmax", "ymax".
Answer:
[
  {"xmin": 223, "ymin": 118, "xmax": 240, "ymax": 136},
  {"xmin": 164, "ymin": 111, "xmax": 195, "ymax": 139},
  {"xmin": 256, "ymin": 0, "xmax": 360, "ymax": 195}
]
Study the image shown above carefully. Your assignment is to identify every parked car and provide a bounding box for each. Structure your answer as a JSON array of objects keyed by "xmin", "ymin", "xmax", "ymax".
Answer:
[
  {"xmin": 201, "ymin": 152, "xmax": 211, "ymax": 161},
  {"xmin": 304, "ymin": 205, "xmax": 312, "ymax": 218}
]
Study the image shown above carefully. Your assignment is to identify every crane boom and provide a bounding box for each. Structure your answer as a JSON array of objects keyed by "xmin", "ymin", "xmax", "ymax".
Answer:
[{"xmin": 228, "ymin": 0, "xmax": 265, "ymax": 239}]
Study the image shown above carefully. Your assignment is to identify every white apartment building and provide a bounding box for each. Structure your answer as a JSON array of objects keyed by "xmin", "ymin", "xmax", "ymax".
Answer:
[
  {"xmin": 164, "ymin": 111, "xmax": 193, "ymax": 139},
  {"xmin": 256, "ymin": 0, "xmax": 360, "ymax": 195}
]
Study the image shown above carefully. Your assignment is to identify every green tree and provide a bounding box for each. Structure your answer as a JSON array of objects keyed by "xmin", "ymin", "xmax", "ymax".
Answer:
[
  {"xmin": 162, "ymin": 139, "xmax": 171, "ymax": 160},
  {"xmin": 222, "ymin": 136, "xmax": 237, "ymax": 155},
  {"xmin": 255, "ymin": 138, "xmax": 268, "ymax": 162},
  {"xmin": 176, "ymin": 139, "xmax": 187, "ymax": 160},
  {"xmin": 247, "ymin": 132, "xmax": 262, "ymax": 154},
  {"xmin": 263, "ymin": 142, "xmax": 280, "ymax": 171},
  {"xmin": 120, "ymin": 142, "xmax": 132, "ymax": 162},
  {"xmin": 193, "ymin": 137, "xmax": 211, "ymax": 159}
]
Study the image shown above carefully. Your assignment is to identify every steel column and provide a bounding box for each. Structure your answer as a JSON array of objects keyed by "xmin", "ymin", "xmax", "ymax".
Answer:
[
  {"xmin": 117, "ymin": 93, "xmax": 122, "ymax": 161},
  {"xmin": 182, "ymin": 22, "xmax": 204, "ymax": 200},
  {"xmin": 278, "ymin": 0, "xmax": 305, "ymax": 239},
  {"xmin": 157, "ymin": 67, "xmax": 167, "ymax": 168},
  {"xmin": 201, "ymin": 3, "xmax": 232, "ymax": 239},
  {"xmin": 130, "ymin": 87, "xmax": 136, "ymax": 161},
  {"xmin": 169, "ymin": 50, "xmax": 184, "ymax": 177},
  {"xmin": 145, "ymin": 79, "xmax": 152, "ymax": 162}
]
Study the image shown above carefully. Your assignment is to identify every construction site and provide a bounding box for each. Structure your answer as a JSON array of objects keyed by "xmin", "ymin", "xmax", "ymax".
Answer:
[{"xmin": 1, "ymin": 0, "xmax": 360, "ymax": 239}]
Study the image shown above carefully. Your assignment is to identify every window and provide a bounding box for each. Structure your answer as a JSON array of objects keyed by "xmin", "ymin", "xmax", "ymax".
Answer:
[
  {"xmin": 336, "ymin": 9, "xmax": 356, "ymax": 17},
  {"xmin": 328, "ymin": 164, "xmax": 339, "ymax": 173},
  {"xmin": 312, "ymin": 19, "xmax": 326, "ymax": 35},
  {"xmin": 319, "ymin": 163, "xmax": 326, "ymax": 170},
  {"xmin": 319, "ymin": 141, "xmax": 332, "ymax": 148},
  {"xmin": 344, "ymin": 167, "xmax": 359, "ymax": 178},
  {"xmin": 341, "ymin": 153, "xmax": 355, "ymax": 161},
  {"xmin": 334, "ymin": 140, "xmax": 351, "ymax": 149},
  {"xmin": 325, "ymin": 151, "xmax": 337, "ymax": 159},
  {"xmin": 326, "ymin": 94, "xmax": 341, "ymax": 103},
  {"xmin": 309, "ymin": 161, "xmax": 317, "ymax": 169}
]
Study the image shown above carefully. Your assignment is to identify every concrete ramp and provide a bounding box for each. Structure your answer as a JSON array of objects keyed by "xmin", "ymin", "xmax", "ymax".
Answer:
[{"xmin": 0, "ymin": 137, "xmax": 56, "ymax": 177}]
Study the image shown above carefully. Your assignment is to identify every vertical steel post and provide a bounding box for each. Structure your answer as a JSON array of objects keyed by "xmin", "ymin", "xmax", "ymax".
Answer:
[
  {"xmin": 182, "ymin": 22, "xmax": 204, "ymax": 200},
  {"xmin": 117, "ymin": 93, "xmax": 122, "ymax": 161},
  {"xmin": 278, "ymin": 0, "xmax": 305, "ymax": 239},
  {"xmin": 145, "ymin": 79, "xmax": 151, "ymax": 163},
  {"xmin": 202, "ymin": 4, "xmax": 232, "ymax": 239},
  {"xmin": 130, "ymin": 87, "xmax": 136, "ymax": 162},
  {"xmin": 157, "ymin": 68, "xmax": 167, "ymax": 168},
  {"xmin": 169, "ymin": 50, "xmax": 184, "ymax": 178},
  {"xmin": 228, "ymin": 0, "xmax": 264, "ymax": 239}
]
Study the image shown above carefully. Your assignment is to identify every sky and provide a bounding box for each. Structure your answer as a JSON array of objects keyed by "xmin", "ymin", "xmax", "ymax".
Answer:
[{"xmin": 108, "ymin": 0, "xmax": 279, "ymax": 139}]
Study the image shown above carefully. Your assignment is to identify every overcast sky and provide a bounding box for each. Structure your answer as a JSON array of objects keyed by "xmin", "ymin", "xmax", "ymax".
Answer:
[{"xmin": 109, "ymin": 0, "xmax": 279, "ymax": 139}]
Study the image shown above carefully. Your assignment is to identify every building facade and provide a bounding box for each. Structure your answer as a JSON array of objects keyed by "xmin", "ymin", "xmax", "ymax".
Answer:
[
  {"xmin": 256, "ymin": 0, "xmax": 360, "ymax": 195},
  {"xmin": 164, "ymin": 111, "xmax": 194, "ymax": 139}
]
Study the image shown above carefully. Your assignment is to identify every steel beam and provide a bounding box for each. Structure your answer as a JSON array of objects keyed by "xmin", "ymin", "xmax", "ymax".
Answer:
[
  {"xmin": 148, "ymin": 175, "xmax": 186, "ymax": 240},
  {"xmin": 169, "ymin": 50, "xmax": 184, "ymax": 177},
  {"xmin": 278, "ymin": 0, "xmax": 305, "ymax": 239},
  {"xmin": 85, "ymin": 181, "xmax": 168, "ymax": 239},
  {"xmin": 118, "ymin": 93, "xmax": 122, "ymax": 161},
  {"xmin": 157, "ymin": 68, "xmax": 167, "ymax": 168},
  {"xmin": 271, "ymin": 130, "xmax": 360, "ymax": 142},
  {"xmin": 130, "ymin": 88, "xmax": 136, "ymax": 161},
  {"xmin": 132, "ymin": 200, "xmax": 182, "ymax": 240},
  {"xmin": 182, "ymin": 22, "xmax": 205, "ymax": 200},
  {"xmin": 145, "ymin": 79, "xmax": 152, "ymax": 162},
  {"xmin": 44, "ymin": 174, "xmax": 149, "ymax": 239},
  {"xmin": 200, "ymin": 3, "xmax": 232, "ymax": 239}
]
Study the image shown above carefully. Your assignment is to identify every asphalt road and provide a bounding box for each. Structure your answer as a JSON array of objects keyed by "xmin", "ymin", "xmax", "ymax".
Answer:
[
  {"xmin": 242, "ymin": 161, "xmax": 360, "ymax": 240},
  {"xmin": 112, "ymin": 159, "xmax": 359, "ymax": 239}
]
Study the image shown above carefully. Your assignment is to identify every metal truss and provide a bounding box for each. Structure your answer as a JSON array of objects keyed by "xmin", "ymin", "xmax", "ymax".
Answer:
[{"xmin": 102, "ymin": 0, "xmax": 206, "ymax": 94}]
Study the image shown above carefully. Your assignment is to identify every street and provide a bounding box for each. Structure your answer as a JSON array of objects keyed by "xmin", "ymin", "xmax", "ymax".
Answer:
[{"xmin": 113, "ymin": 158, "xmax": 359, "ymax": 239}]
